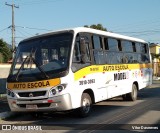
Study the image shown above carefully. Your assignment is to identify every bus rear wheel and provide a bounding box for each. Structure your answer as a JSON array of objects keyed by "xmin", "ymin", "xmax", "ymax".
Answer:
[
  {"xmin": 128, "ymin": 84, "xmax": 138, "ymax": 101},
  {"xmin": 78, "ymin": 93, "xmax": 92, "ymax": 117},
  {"xmin": 122, "ymin": 84, "xmax": 138, "ymax": 101}
]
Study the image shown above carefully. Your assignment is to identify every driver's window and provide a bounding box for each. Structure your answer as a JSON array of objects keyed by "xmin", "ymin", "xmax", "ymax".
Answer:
[
  {"xmin": 73, "ymin": 40, "xmax": 81, "ymax": 62},
  {"xmin": 72, "ymin": 33, "xmax": 91, "ymax": 72}
]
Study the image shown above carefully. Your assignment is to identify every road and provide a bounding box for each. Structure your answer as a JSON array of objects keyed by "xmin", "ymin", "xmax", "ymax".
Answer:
[{"xmin": 0, "ymin": 86, "xmax": 160, "ymax": 133}]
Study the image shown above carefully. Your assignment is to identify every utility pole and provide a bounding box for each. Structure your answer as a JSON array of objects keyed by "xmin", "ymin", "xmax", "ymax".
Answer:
[{"xmin": 5, "ymin": 1, "xmax": 19, "ymax": 58}]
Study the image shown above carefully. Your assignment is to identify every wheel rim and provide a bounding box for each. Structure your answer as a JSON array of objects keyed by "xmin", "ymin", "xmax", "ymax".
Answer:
[{"xmin": 82, "ymin": 98, "xmax": 90, "ymax": 113}]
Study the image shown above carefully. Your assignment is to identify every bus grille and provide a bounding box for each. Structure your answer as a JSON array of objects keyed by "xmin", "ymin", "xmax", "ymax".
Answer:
[
  {"xmin": 18, "ymin": 91, "xmax": 47, "ymax": 97},
  {"xmin": 17, "ymin": 103, "xmax": 51, "ymax": 108}
]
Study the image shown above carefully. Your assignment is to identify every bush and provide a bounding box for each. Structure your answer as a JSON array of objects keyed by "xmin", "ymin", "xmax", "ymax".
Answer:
[{"xmin": 0, "ymin": 39, "xmax": 12, "ymax": 63}]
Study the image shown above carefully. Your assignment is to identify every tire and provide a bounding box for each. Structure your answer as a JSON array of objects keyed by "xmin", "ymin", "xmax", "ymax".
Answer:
[
  {"xmin": 78, "ymin": 93, "xmax": 92, "ymax": 117},
  {"xmin": 127, "ymin": 84, "xmax": 138, "ymax": 101}
]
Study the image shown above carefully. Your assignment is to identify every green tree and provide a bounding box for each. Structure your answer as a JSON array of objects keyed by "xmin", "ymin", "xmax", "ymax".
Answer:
[
  {"xmin": 84, "ymin": 24, "xmax": 107, "ymax": 31},
  {"xmin": 0, "ymin": 39, "xmax": 12, "ymax": 63}
]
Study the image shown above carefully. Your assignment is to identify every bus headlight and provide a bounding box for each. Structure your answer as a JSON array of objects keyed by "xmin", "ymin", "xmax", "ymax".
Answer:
[
  {"xmin": 7, "ymin": 89, "xmax": 15, "ymax": 98},
  {"xmin": 51, "ymin": 89, "xmax": 57, "ymax": 95},
  {"xmin": 49, "ymin": 84, "xmax": 67, "ymax": 97},
  {"xmin": 57, "ymin": 85, "xmax": 65, "ymax": 92},
  {"xmin": 7, "ymin": 89, "xmax": 11, "ymax": 96}
]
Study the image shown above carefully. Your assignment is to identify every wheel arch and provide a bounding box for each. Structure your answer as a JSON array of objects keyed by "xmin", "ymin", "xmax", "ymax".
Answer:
[
  {"xmin": 83, "ymin": 89, "xmax": 95, "ymax": 104},
  {"xmin": 133, "ymin": 81, "xmax": 139, "ymax": 91}
]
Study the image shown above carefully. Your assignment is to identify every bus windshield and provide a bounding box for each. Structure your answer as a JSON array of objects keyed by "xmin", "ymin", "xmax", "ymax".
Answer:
[{"xmin": 10, "ymin": 32, "xmax": 73, "ymax": 80}]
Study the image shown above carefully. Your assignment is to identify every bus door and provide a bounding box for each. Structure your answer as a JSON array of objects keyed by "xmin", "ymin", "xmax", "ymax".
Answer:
[
  {"xmin": 142, "ymin": 67, "xmax": 152, "ymax": 86},
  {"xmin": 141, "ymin": 51, "xmax": 152, "ymax": 86}
]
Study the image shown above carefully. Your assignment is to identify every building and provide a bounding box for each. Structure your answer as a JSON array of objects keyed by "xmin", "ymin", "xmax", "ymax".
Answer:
[{"xmin": 150, "ymin": 43, "xmax": 160, "ymax": 77}]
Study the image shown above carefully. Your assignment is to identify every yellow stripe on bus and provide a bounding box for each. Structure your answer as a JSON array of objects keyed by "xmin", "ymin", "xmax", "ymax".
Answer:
[
  {"xmin": 74, "ymin": 63, "xmax": 152, "ymax": 81},
  {"xmin": 7, "ymin": 78, "xmax": 61, "ymax": 90}
]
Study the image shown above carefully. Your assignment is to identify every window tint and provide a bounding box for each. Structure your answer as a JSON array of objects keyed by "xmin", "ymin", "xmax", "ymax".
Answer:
[
  {"xmin": 135, "ymin": 42, "xmax": 141, "ymax": 53},
  {"xmin": 132, "ymin": 53, "xmax": 139, "ymax": 63},
  {"xmin": 121, "ymin": 40, "xmax": 133, "ymax": 52},
  {"xmin": 94, "ymin": 50, "xmax": 105, "ymax": 64},
  {"xmin": 104, "ymin": 38, "xmax": 109, "ymax": 50},
  {"xmin": 104, "ymin": 51, "xmax": 124, "ymax": 64},
  {"xmin": 123, "ymin": 53, "xmax": 135, "ymax": 63},
  {"xmin": 141, "ymin": 54, "xmax": 150, "ymax": 63},
  {"xmin": 92, "ymin": 35, "xmax": 105, "ymax": 64},
  {"xmin": 108, "ymin": 38, "xmax": 118, "ymax": 51},
  {"xmin": 73, "ymin": 33, "xmax": 150, "ymax": 66},
  {"xmin": 72, "ymin": 35, "xmax": 91, "ymax": 63},
  {"xmin": 132, "ymin": 42, "xmax": 136, "ymax": 52},
  {"xmin": 72, "ymin": 34, "xmax": 91, "ymax": 72},
  {"xmin": 73, "ymin": 41, "xmax": 81, "ymax": 62},
  {"xmin": 92, "ymin": 35, "xmax": 102, "ymax": 49},
  {"xmin": 80, "ymin": 37, "xmax": 91, "ymax": 62},
  {"xmin": 141, "ymin": 43, "xmax": 147, "ymax": 53}
]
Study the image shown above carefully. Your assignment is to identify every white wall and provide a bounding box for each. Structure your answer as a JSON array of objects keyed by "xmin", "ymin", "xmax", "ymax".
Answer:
[{"xmin": 0, "ymin": 64, "xmax": 11, "ymax": 94}]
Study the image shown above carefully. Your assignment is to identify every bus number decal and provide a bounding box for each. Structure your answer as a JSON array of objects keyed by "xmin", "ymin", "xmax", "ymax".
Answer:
[{"xmin": 79, "ymin": 79, "xmax": 95, "ymax": 85}]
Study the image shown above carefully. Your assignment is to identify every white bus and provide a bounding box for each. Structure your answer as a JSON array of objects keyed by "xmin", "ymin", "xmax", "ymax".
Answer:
[{"xmin": 7, "ymin": 27, "xmax": 152, "ymax": 117}]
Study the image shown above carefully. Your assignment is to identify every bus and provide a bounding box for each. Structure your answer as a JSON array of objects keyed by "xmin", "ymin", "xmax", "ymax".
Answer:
[{"xmin": 7, "ymin": 27, "xmax": 152, "ymax": 117}]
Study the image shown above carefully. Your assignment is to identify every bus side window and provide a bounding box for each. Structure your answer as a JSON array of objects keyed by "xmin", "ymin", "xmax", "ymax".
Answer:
[
  {"xmin": 107, "ymin": 38, "xmax": 121, "ymax": 64},
  {"xmin": 135, "ymin": 42, "xmax": 150, "ymax": 63},
  {"xmin": 121, "ymin": 40, "xmax": 133, "ymax": 52},
  {"xmin": 108, "ymin": 38, "xmax": 119, "ymax": 51},
  {"xmin": 141, "ymin": 43, "xmax": 150, "ymax": 63},
  {"xmin": 135, "ymin": 42, "xmax": 141, "ymax": 53},
  {"xmin": 92, "ymin": 35, "xmax": 105, "ymax": 64}
]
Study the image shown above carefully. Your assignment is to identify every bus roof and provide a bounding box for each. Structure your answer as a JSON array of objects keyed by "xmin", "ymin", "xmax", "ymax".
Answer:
[
  {"xmin": 21, "ymin": 27, "xmax": 147, "ymax": 44},
  {"xmin": 73, "ymin": 27, "xmax": 147, "ymax": 43}
]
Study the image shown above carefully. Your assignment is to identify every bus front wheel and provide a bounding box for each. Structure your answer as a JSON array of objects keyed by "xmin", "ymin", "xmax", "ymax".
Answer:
[{"xmin": 78, "ymin": 93, "xmax": 92, "ymax": 117}]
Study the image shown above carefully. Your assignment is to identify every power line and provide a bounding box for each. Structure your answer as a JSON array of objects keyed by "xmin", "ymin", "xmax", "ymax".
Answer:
[
  {"xmin": 111, "ymin": 17, "xmax": 160, "ymax": 31},
  {"xmin": 16, "ymin": 27, "xmax": 34, "ymax": 36},
  {"xmin": 114, "ymin": 29, "xmax": 160, "ymax": 34},
  {"xmin": 16, "ymin": 0, "xmax": 63, "ymax": 6},
  {"xmin": 16, "ymin": 29, "xmax": 29, "ymax": 38},
  {"xmin": 0, "ymin": 27, "xmax": 10, "ymax": 33},
  {"xmin": 16, "ymin": 26, "xmax": 51, "ymax": 31}
]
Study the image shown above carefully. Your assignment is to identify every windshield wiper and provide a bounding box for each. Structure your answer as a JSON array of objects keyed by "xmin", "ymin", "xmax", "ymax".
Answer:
[
  {"xmin": 30, "ymin": 56, "xmax": 49, "ymax": 79},
  {"xmin": 28, "ymin": 48, "xmax": 49, "ymax": 79},
  {"xmin": 15, "ymin": 55, "xmax": 29, "ymax": 81},
  {"xmin": 15, "ymin": 49, "xmax": 49, "ymax": 81}
]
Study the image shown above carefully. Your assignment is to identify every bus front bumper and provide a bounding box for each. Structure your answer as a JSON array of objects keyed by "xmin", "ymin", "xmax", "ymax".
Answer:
[{"xmin": 7, "ymin": 94, "xmax": 73, "ymax": 112}]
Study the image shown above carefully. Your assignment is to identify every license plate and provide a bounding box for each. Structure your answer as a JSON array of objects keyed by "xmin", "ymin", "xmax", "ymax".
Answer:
[{"xmin": 26, "ymin": 105, "xmax": 38, "ymax": 109}]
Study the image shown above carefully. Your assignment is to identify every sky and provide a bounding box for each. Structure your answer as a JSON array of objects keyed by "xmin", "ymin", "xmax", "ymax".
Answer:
[{"xmin": 0, "ymin": 0, "xmax": 160, "ymax": 46}]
